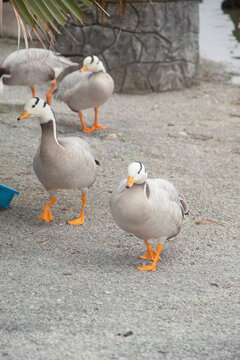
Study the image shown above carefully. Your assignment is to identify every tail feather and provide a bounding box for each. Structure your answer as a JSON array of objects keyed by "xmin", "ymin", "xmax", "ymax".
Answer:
[
  {"xmin": 0, "ymin": 67, "xmax": 10, "ymax": 77},
  {"xmin": 179, "ymin": 193, "xmax": 189, "ymax": 216}
]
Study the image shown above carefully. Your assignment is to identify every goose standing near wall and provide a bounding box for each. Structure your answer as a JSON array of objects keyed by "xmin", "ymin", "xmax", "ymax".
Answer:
[
  {"xmin": 110, "ymin": 161, "xmax": 189, "ymax": 272},
  {"xmin": 53, "ymin": 55, "xmax": 114, "ymax": 133},
  {"xmin": 17, "ymin": 97, "xmax": 98, "ymax": 225},
  {"xmin": 0, "ymin": 48, "xmax": 78, "ymax": 105}
]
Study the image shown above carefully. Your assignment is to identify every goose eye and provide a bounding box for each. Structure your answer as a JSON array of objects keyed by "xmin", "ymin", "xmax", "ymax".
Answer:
[{"xmin": 32, "ymin": 105, "xmax": 35, "ymax": 108}]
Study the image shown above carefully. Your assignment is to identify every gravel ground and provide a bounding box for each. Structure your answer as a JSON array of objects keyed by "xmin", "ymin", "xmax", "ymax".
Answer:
[{"xmin": 0, "ymin": 38, "xmax": 240, "ymax": 360}]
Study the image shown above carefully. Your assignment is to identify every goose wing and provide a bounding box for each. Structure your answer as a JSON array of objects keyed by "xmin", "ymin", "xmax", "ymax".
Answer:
[
  {"xmin": 53, "ymin": 71, "xmax": 96, "ymax": 111},
  {"xmin": 3, "ymin": 49, "xmax": 77, "ymax": 70}
]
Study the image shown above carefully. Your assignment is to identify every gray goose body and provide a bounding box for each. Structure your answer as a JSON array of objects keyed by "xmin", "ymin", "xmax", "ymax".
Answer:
[
  {"xmin": 110, "ymin": 161, "xmax": 189, "ymax": 271},
  {"xmin": 33, "ymin": 123, "xmax": 96, "ymax": 193},
  {"xmin": 54, "ymin": 69, "xmax": 114, "ymax": 112},
  {"xmin": 1, "ymin": 48, "xmax": 77, "ymax": 87},
  {"xmin": 110, "ymin": 179, "xmax": 185, "ymax": 241},
  {"xmin": 1, "ymin": 48, "xmax": 77, "ymax": 105},
  {"xmin": 53, "ymin": 55, "xmax": 114, "ymax": 133},
  {"xmin": 18, "ymin": 97, "xmax": 97, "ymax": 225}
]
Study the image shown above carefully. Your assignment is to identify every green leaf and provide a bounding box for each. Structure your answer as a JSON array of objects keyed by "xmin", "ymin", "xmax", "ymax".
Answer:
[
  {"xmin": 13, "ymin": 0, "xmax": 36, "ymax": 26},
  {"xmin": 52, "ymin": 0, "xmax": 70, "ymax": 14},
  {"xmin": 217, "ymin": 194, "xmax": 240, "ymax": 200},
  {"xmin": 41, "ymin": 0, "xmax": 67, "ymax": 25},
  {"xmin": 60, "ymin": 0, "xmax": 89, "ymax": 22},
  {"xmin": 23, "ymin": 0, "xmax": 61, "ymax": 33}
]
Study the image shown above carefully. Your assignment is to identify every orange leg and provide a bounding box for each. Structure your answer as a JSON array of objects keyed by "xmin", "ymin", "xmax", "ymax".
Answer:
[
  {"xmin": 137, "ymin": 244, "xmax": 163, "ymax": 272},
  {"xmin": 38, "ymin": 196, "xmax": 56, "ymax": 223},
  {"xmin": 46, "ymin": 80, "xmax": 57, "ymax": 105},
  {"xmin": 78, "ymin": 113, "xmax": 94, "ymax": 134},
  {"xmin": 68, "ymin": 195, "xmax": 87, "ymax": 225},
  {"xmin": 90, "ymin": 107, "xmax": 107, "ymax": 131},
  {"xmin": 140, "ymin": 240, "xmax": 161, "ymax": 261},
  {"xmin": 31, "ymin": 87, "xmax": 36, "ymax": 98}
]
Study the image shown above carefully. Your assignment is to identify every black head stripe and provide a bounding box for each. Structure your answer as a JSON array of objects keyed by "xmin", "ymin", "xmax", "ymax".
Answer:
[
  {"xmin": 135, "ymin": 161, "xmax": 142, "ymax": 174},
  {"xmin": 32, "ymin": 97, "xmax": 40, "ymax": 108},
  {"xmin": 43, "ymin": 101, "xmax": 47, "ymax": 107},
  {"xmin": 90, "ymin": 55, "xmax": 94, "ymax": 64}
]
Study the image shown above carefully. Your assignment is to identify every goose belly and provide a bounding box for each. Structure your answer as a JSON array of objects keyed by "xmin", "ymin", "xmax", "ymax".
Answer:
[
  {"xmin": 110, "ymin": 188, "xmax": 182, "ymax": 241},
  {"xmin": 33, "ymin": 152, "xmax": 96, "ymax": 191}
]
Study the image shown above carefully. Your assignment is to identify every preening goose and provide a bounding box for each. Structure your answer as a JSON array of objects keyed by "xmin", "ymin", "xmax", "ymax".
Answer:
[
  {"xmin": 0, "ymin": 48, "xmax": 77, "ymax": 105},
  {"xmin": 18, "ymin": 97, "xmax": 98, "ymax": 225},
  {"xmin": 110, "ymin": 161, "xmax": 189, "ymax": 272},
  {"xmin": 53, "ymin": 55, "xmax": 114, "ymax": 133}
]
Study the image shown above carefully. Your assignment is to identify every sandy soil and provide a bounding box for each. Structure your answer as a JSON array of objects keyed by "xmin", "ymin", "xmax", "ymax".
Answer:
[{"xmin": 0, "ymin": 38, "xmax": 239, "ymax": 360}]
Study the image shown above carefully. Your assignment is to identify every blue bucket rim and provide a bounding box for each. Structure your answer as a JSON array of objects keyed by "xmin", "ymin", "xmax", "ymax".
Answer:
[{"xmin": 0, "ymin": 184, "xmax": 20, "ymax": 195}]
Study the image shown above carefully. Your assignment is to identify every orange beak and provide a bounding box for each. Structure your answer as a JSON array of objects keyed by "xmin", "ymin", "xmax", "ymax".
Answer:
[
  {"xmin": 125, "ymin": 176, "xmax": 135, "ymax": 188},
  {"xmin": 81, "ymin": 65, "xmax": 88, "ymax": 72},
  {"xmin": 17, "ymin": 110, "xmax": 31, "ymax": 120}
]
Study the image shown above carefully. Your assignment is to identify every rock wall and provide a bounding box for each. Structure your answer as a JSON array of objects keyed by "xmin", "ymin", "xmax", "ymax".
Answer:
[{"xmin": 55, "ymin": 0, "xmax": 200, "ymax": 93}]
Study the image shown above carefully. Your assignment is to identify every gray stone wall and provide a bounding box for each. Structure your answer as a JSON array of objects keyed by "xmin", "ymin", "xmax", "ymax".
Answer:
[{"xmin": 55, "ymin": 1, "xmax": 200, "ymax": 93}]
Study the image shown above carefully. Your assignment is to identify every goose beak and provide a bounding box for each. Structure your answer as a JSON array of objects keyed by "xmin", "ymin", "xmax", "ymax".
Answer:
[
  {"xmin": 125, "ymin": 176, "xmax": 135, "ymax": 188},
  {"xmin": 17, "ymin": 110, "xmax": 31, "ymax": 120},
  {"xmin": 81, "ymin": 65, "xmax": 88, "ymax": 72}
]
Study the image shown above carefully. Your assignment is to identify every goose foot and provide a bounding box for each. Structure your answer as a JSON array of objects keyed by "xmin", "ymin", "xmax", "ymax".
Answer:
[
  {"xmin": 38, "ymin": 196, "xmax": 56, "ymax": 222},
  {"xmin": 67, "ymin": 195, "xmax": 86, "ymax": 226},
  {"xmin": 78, "ymin": 113, "xmax": 94, "ymax": 134},
  {"xmin": 91, "ymin": 124, "xmax": 108, "ymax": 131},
  {"xmin": 140, "ymin": 240, "xmax": 161, "ymax": 261},
  {"xmin": 137, "ymin": 244, "xmax": 163, "ymax": 272},
  {"xmin": 137, "ymin": 264, "xmax": 157, "ymax": 272},
  {"xmin": 92, "ymin": 108, "xmax": 107, "ymax": 131},
  {"xmin": 82, "ymin": 127, "xmax": 95, "ymax": 134},
  {"xmin": 67, "ymin": 216, "xmax": 84, "ymax": 226}
]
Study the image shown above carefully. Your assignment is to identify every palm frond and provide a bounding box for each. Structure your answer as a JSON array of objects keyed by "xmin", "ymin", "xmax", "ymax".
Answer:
[{"xmin": 1, "ymin": 0, "xmax": 111, "ymax": 48}]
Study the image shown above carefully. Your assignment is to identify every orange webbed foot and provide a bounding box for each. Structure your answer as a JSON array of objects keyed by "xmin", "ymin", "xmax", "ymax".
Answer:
[
  {"xmin": 67, "ymin": 216, "xmax": 84, "ymax": 226},
  {"xmin": 82, "ymin": 127, "xmax": 95, "ymax": 134},
  {"xmin": 137, "ymin": 264, "xmax": 157, "ymax": 272},
  {"xmin": 67, "ymin": 195, "xmax": 86, "ymax": 225},
  {"xmin": 38, "ymin": 208, "xmax": 53, "ymax": 222},
  {"xmin": 91, "ymin": 124, "xmax": 108, "ymax": 131},
  {"xmin": 137, "ymin": 244, "xmax": 163, "ymax": 272},
  {"xmin": 38, "ymin": 196, "xmax": 56, "ymax": 223}
]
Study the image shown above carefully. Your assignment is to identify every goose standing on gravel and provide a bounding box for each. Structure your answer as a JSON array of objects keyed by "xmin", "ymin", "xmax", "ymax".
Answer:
[
  {"xmin": 110, "ymin": 161, "xmax": 189, "ymax": 272},
  {"xmin": 53, "ymin": 55, "xmax": 114, "ymax": 133},
  {"xmin": 0, "ymin": 48, "xmax": 78, "ymax": 105},
  {"xmin": 17, "ymin": 97, "xmax": 98, "ymax": 225}
]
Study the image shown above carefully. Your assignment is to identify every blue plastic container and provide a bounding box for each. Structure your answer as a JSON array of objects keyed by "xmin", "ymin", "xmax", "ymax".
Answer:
[{"xmin": 0, "ymin": 184, "xmax": 19, "ymax": 209}]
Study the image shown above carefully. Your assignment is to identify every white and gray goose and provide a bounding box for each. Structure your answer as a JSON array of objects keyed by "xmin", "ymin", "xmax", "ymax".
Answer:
[
  {"xmin": 0, "ymin": 48, "xmax": 77, "ymax": 105},
  {"xmin": 18, "ymin": 97, "xmax": 98, "ymax": 225},
  {"xmin": 53, "ymin": 55, "xmax": 114, "ymax": 133},
  {"xmin": 110, "ymin": 161, "xmax": 189, "ymax": 272}
]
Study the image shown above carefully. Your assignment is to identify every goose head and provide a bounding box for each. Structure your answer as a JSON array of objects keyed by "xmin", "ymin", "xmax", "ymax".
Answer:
[
  {"xmin": 81, "ymin": 55, "xmax": 106, "ymax": 73},
  {"xmin": 17, "ymin": 97, "xmax": 54, "ymax": 124},
  {"xmin": 125, "ymin": 161, "xmax": 148, "ymax": 188}
]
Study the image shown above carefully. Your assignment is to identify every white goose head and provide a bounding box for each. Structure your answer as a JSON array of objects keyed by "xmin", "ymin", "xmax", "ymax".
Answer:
[
  {"xmin": 81, "ymin": 55, "xmax": 106, "ymax": 73},
  {"xmin": 126, "ymin": 161, "xmax": 148, "ymax": 188},
  {"xmin": 17, "ymin": 97, "xmax": 54, "ymax": 124}
]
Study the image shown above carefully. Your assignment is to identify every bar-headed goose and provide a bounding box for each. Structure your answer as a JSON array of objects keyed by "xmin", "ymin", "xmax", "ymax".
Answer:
[
  {"xmin": 53, "ymin": 55, "xmax": 114, "ymax": 133},
  {"xmin": 0, "ymin": 48, "xmax": 78, "ymax": 105},
  {"xmin": 110, "ymin": 161, "xmax": 189, "ymax": 272},
  {"xmin": 17, "ymin": 97, "xmax": 98, "ymax": 225}
]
